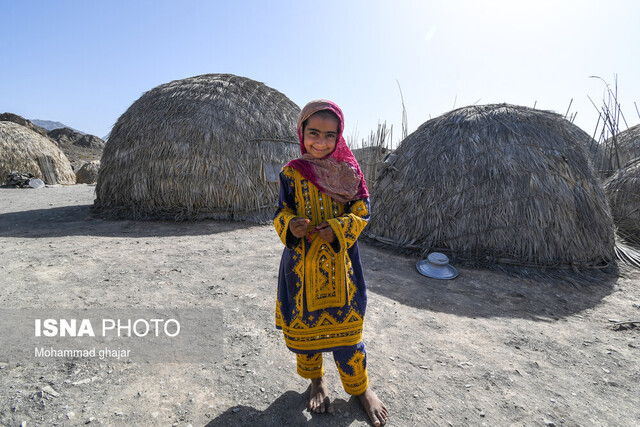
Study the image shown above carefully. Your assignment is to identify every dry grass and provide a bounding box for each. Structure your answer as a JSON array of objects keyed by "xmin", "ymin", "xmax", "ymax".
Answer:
[
  {"xmin": 0, "ymin": 121, "xmax": 76, "ymax": 185},
  {"xmin": 94, "ymin": 74, "xmax": 300, "ymax": 222},
  {"xmin": 366, "ymin": 103, "xmax": 615, "ymax": 270}
]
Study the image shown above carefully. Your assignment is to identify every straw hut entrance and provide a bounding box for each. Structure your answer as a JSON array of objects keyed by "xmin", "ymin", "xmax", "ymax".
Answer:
[
  {"xmin": 366, "ymin": 104, "xmax": 615, "ymax": 270},
  {"xmin": 94, "ymin": 74, "xmax": 300, "ymax": 222},
  {"xmin": 0, "ymin": 121, "xmax": 76, "ymax": 185}
]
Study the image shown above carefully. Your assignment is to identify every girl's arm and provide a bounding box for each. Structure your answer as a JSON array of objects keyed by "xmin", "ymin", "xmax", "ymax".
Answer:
[
  {"xmin": 325, "ymin": 198, "xmax": 370, "ymax": 253},
  {"xmin": 274, "ymin": 169, "xmax": 302, "ymax": 249}
]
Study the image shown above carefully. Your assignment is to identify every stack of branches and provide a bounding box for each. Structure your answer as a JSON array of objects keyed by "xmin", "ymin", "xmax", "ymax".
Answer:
[
  {"xmin": 0, "ymin": 121, "xmax": 76, "ymax": 185},
  {"xmin": 587, "ymin": 75, "xmax": 638, "ymax": 177},
  {"xmin": 604, "ymin": 125, "xmax": 640, "ymax": 172},
  {"xmin": 94, "ymin": 74, "xmax": 300, "ymax": 222},
  {"xmin": 351, "ymin": 122, "xmax": 393, "ymax": 189},
  {"xmin": 366, "ymin": 103, "xmax": 615, "ymax": 271}
]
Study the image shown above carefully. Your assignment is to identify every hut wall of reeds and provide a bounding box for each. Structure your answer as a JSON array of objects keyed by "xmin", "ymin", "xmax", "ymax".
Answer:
[
  {"xmin": 604, "ymin": 158, "xmax": 640, "ymax": 244},
  {"xmin": 366, "ymin": 104, "xmax": 615, "ymax": 269},
  {"xmin": 0, "ymin": 121, "xmax": 76, "ymax": 185},
  {"xmin": 94, "ymin": 74, "xmax": 300, "ymax": 221}
]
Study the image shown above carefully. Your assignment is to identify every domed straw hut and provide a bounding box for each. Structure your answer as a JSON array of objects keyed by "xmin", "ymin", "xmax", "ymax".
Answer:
[
  {"xmin": 601, "ymin": 124, "xmax": 640, "ymax": 175},
  {"xmin": 94, "ymin": 74, "xmax": 300, "ymax": 222},
  {"xmin": 0, "ymin": 121, "xmax": 76, "ymax": 185},
  {"xmin": 604, "ymin": 158, "xmax": 640, "ymax": 244},
  {"xmin": 367, "ymin": 103, "xmax": 615, "ymax": 270}
]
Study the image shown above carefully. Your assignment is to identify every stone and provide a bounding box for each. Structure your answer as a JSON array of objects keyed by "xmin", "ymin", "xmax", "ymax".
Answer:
[
  {"xmin": 75, "ymin": 161, "xmax": 100, "ymax": 184},
  {"xmin": 42, "ymin": 385, "xmax": 59, "ymax": 397}
]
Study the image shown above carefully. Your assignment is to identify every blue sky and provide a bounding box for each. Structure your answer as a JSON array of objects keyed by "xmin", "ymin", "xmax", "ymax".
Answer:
[{"xmin": 2, "ymin": 0, "xmax": 638, "ymax": 144}]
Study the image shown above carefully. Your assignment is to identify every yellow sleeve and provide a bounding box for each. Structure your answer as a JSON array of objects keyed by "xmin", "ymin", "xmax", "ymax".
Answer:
[
  {"xmin": 327, "ymin": 198, "xmax": 370, "ymax": 252},
  {"xmin": 273, "ymin": 167, "xmax": 301, "ymax": 249}
]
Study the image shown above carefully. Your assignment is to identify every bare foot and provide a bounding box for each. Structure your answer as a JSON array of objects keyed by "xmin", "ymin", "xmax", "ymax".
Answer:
[
  {"xmin": 358, "ymin": 387, "xmax": 388, "ymax": 426},
  {"xmin": 309, "ymin": 376, "xmax": 333, "ymax": 414}
]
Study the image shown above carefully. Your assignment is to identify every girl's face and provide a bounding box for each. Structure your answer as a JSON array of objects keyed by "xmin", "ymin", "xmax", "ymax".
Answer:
[{"xmin": 303, "ymin": 114, "xmax": 339, "ymax": 159}]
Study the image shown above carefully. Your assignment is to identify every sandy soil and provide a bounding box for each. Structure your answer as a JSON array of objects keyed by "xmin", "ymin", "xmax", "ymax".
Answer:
[{"xmin": 0, "ymin": 185, "xmax": 639, "ymax": 426}]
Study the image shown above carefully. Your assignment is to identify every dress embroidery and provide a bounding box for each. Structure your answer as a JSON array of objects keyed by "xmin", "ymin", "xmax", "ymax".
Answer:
[{"xmin": 305, "ymin": 239, "xmax": 345, "ymax": 311}]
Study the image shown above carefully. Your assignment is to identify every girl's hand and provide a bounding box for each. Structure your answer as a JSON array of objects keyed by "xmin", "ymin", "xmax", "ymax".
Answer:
[
  {"xmin": 289, "ymin": 217, "xmax": 311, "ymax": 238},
  {"xmin": 316, "ymin": 221, "xmax": 335, "ymax": 243}
]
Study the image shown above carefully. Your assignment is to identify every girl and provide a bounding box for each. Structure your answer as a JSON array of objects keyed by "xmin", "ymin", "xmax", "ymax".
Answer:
[{"xmin": 274, "ymin": 100, "xmax": 388, "ymax": 426}]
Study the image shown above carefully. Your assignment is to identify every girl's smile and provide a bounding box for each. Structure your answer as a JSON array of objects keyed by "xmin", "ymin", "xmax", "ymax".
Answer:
[{"xmin": 303, "ymin": 115, "xmax": 339, "ymax": 159}]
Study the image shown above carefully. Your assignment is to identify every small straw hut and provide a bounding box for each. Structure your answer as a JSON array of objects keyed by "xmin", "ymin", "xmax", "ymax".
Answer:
[
  {"xmin": 366, "ymin": 103, "xmax": 615, "ymax": 270},
  {"xmin": 0, "ymin": 121, "xmax": 76, "ymax": 185},
  {"xmin": 94, "ymin": 74, "xmax": 300, "ymax": 221},
  {"xmin": 604, "ymin": 158, "xmax": 640, "ymax": 244}
]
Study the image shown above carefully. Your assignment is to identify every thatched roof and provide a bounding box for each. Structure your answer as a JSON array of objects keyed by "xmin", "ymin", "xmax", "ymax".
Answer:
[
  {"xmin": 94, "ymin": 73, "xmax": 300, "ymax": 221},
  {"xmin": 0, "ymin": 121, "xmax": 76, "ymax": 185},
  {"xmin": 366, "ymin": 103, "xmax": 615, "ymax": 270},
  {"xmin": 0, "ymin": 113, "xmax": 49, "ymax": 136},
  {"xmin": 604, "ymin": 158, "xmax": 640, "ymax": 244},
  {"xmin": 600, "ymin": 124, "xmax": 640, "ymax": 174}
]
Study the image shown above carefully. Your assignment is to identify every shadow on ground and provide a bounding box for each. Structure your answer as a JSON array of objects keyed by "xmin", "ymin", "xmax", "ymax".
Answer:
[
  {"xmin": 0, "ymin": 205, "xmax": 259, "ymax": 238},
  {"xmin": 205, "ymin": 389, "xmax": 369, "ymax": 427},
  {"xmin": 360, "ymin": 241, "xmax": 618, "ymax": 321}
]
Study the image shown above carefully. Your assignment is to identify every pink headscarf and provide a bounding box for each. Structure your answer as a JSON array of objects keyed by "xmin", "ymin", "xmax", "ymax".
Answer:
[{"xmin": 285, "ymin": 100, "xmax": 369, "ymax": 203}]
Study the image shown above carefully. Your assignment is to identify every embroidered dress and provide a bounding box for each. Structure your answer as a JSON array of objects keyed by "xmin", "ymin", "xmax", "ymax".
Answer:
[
  {"xmin": 274, "ymin": 166, "xmax": 370, "ymax": 353},
  {"xmin": 274, "ymin": 99, "xmax": 371, "ymax": 395}
]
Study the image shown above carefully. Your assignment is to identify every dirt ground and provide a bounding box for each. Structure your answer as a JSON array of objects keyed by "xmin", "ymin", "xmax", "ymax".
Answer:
[{"xmin": 0, "ymin": 185, "xmax": 638, "ymax": 426}]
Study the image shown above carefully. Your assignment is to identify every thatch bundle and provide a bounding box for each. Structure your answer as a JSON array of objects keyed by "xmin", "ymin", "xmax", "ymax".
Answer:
[
  {"xmin": 0, "ymin": 121, "xmax": 76, "ymax": 185},
  {"xmin": 604, "ymin": 158, "xmax": 640, "ymax": 244},
  {"xmin": 601, "ymin": 124, "xmax": 640, "ymax": 174},
  {"xmin": 94, "ymin": 74, "xmax": 300, "ymax": 221},
  {"xmin": 366, "ymin": 103, "xmax": 615, "ymax": 269}
]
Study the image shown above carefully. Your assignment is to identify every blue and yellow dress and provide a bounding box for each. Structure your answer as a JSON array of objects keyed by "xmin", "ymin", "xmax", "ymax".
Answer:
[{"xmin": 274, "ymin": 166, "xmax": 371, "ymax": 395}]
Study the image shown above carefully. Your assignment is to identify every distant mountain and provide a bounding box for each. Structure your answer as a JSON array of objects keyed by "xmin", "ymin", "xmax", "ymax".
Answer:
[
  {"xmin": 48, "ymin": 127, "xmax": 105, "ymax": 150},
  {"xmin": 31, "ymin": 119, "xmax": 85, "ymax": 135}
]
